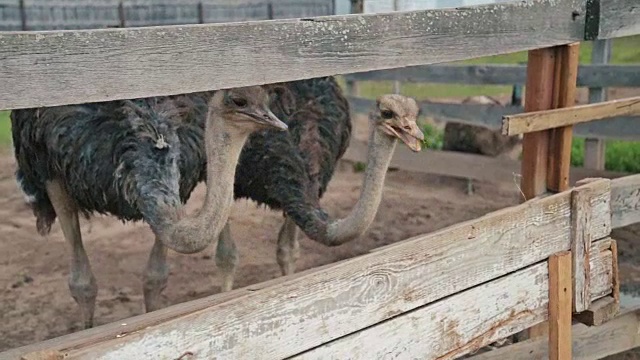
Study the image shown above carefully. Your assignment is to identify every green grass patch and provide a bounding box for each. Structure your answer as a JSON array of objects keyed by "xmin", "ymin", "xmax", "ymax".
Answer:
[{"xmin": 0, "ymin": 111, "xmax": 11, "ymax": 146}]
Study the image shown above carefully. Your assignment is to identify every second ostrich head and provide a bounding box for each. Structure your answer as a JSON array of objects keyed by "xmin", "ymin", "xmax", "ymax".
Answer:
[{"xmin": 372, "ymin": 94, "xmax": 424, "ymax": 152}]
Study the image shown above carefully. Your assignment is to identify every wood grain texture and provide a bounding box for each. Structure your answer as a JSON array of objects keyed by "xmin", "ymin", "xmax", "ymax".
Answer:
[
  {"xmin": 597, "ymin": 0, "xmax": 640, "ymax": 39},
  {"xmin": 293, "ymin": 246, "xmax": 613, "ymax": 360},
  {"xmin": 548, "ymin": 251, "xmax": 573, "ymax": 360},
  {"xmin": 5, "ymin": 185, "xmax": 609, "ymax": 360},
  {"xmin": 503, "ymin": 96, "xmax": 640, "ymax": 136},
  {"xmin": 349, "ymin": 96, "xmax": 640, "ymax": 140},
  {"xmin": 520, "ymin": 47, "xmax": 557, "ymax": 200},
  {"xmin": 571, "ymin": 181, "xmax": 598, "ymax": 312},
  {"xmin": 342, "ymin": 64, "xmax": 640, "ymax": 88},
  {"xmin": 468, "ymin": 300, "xmax": 640, "ymax": 360},
  {"xmin": 611, "ymin": 174, "xmax": 640, "ymax": 229},
  {"xmin": 547, "ymin": 43, "xmax": 580, "ymax": 193},
  {"xmin": 0, "ymin": 0, "xmax": 588, "ymax": 110}
]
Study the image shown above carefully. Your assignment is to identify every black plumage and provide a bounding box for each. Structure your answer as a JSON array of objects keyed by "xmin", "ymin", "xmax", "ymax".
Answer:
[
  {"xmin": 11, "ymin": 93, "xmax": 210, "ymax": 237},
  {"xmin": 233, "ymin": 76, "xmax": 352, "ymax": 243}
]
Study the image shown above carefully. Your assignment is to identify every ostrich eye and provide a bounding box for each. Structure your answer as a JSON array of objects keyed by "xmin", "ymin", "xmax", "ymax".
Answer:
[
  {"xmin": 232, "ymin": 97, "xmax": 248, "ymax": 107},
  {"xmin": 380, "ymin": 110, "xmax": 394, "ymax": 119}
]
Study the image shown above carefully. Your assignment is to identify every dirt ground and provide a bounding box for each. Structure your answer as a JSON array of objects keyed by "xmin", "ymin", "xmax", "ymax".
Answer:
[{"xmin": 1, "ymin": 95, "xmax": 639, "ymax": 358}]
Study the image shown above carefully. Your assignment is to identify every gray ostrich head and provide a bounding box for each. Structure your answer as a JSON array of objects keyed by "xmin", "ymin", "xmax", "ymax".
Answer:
[
  {"xmin": 371, "ymin": 94, "xmax": 424, "ymax": 152},
  {"xmin": 209, "ymin": 86, "xmax": 288, "ymax": 133}
]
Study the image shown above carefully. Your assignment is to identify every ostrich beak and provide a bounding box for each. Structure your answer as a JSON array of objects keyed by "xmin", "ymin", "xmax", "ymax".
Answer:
[
  {"xmin": 243, "ymin": 107, "xmax": 289, "ymax": 131},
  {"xmin": 383, "ymin": 121, "xmax": 424, "ymax": 152}
]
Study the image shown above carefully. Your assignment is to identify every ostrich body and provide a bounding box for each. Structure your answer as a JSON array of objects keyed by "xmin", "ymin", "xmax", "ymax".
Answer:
[
  {"xmin": 11, "ymin": 86, "xmax": 286, "ymax": 328},
  {"xmin": 215, "ymin": 78, "xmax": 425, "ymax": 290}
]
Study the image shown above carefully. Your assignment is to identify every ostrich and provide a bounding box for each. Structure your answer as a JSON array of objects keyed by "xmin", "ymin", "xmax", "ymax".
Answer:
[
  {"xmin": 11, "ymin": 85, "xmax": 287, "ymax": 328},
  {"xmin": 214, "ymin": 78, "xmax": 425, "ymax": 291}
]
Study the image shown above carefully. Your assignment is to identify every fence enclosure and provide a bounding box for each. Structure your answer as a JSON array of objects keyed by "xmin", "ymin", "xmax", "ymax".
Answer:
[{"xmin": 0, "ymin": 0, "xmax": 639, "ymax": 358}]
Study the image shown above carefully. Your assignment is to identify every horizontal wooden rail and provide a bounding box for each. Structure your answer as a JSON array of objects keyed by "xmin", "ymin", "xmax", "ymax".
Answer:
[
  {"xmin": 293, "ymin": 239, "xmax": 614, "ymax": 360},
  {"xmin": 342, "ymin": 64, "xmax": 640, "ymax": 88},
  {"xmin": 611, "ymin": 174, "xmax": 640, "ymax": 229},
  {"xmin": 588, "ymin": 0, "xmax": 640, "ymax": 40},
  {"xmin": 348, "ymin": 96, "xmax": 640, "ymax": 140},
  {"xmin": 502, "ymin": 96, "xmax": 640, "ymax": 136},
  {"xmin": 0, "ymin": 0, "xmax": 588, "ymax": 110},
  {"xmin": 0, "ymin": 181, "xmax": 610, "ymax": 359},
  {"xmin": 469, "ymin": 300, "xmax": 640, "ymax": 359}
]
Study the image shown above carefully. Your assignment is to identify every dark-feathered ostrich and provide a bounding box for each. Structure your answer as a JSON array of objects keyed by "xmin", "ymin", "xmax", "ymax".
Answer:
[
  {"xmin": 213, "ymin": 77, "xmax": 425, "ymax": 291},
  {"xmin": 11, "ymin": 86, "xmax": 286, "ymax": 328}
]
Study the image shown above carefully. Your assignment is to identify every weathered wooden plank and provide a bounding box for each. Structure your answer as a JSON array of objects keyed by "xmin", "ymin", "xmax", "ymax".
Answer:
[
  {"xmin": 502, "ymin": 96, "xmax": 640, "ymax": 136},
  {"xmin": 548, "ymin": 251, "xmax": 573, "ymax": 360},
  {"xmin": 572, "ymin": 180, "xmax": 604, "ymax": 312},
  {"xmin": 0, "ymin": 0, "xmax": 587, "ymax": 110},
  {"xmin": 348, "ymin": 96, "xmax": 640, "ymax": 140},
  {"xmin": 468, "ymin": 301, "xmax": 640, "ymax": 360},
  {"xmin": 611, "ymin": 174, "xmax": 640, "ymax": 229},
  {"xmin": 597, "ymin": 0, "xmax": 640, "ymax": 40},
  {"xmin": 0, "ymin": 257, "xmax": 354, "ymax": 360},
  {"xmin": 292, "ymin": 241, "xmax": 613, "ymax": 360},
  {"xmin": 9, "ymin": 183, "xmax": 608, "ymax": 360},
  {"xmin": 341, "ymin": 64, "xmax": 640, "ymax": 88},
  {"xmin": 547, "ymin": 43, "xmax": 580, "ymax": 193}
]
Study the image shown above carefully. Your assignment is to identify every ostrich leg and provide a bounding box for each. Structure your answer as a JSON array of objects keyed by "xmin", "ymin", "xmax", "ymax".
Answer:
[
  {"xmin": 276, "ymin": 216, "xmax": 300, "ymax": 276},
  {"xmin": 46, "ymin": 180, "xmax": 98, "ymax": 329},
  {"xmin": 216, "ymin": 222, "xmax": 239, "ymax": 292},
  {"xmin": 143, "ymin": 237, "xmax": 169, "ymax": 312}
]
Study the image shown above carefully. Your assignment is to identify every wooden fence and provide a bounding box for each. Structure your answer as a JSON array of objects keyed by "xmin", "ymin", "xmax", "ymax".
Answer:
[
  {"xmin": 0, "ymin": 0, "xmax": 639, "ymax": 358},
  {"xmin": 0, "ymin": 0, "xmax": 335, "ymax": 31}
]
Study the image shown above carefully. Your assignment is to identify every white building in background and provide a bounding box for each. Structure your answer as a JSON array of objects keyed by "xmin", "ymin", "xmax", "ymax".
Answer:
[{"xmin": 362, "ymin": 0, "xmax": 514, "ymax": 13}]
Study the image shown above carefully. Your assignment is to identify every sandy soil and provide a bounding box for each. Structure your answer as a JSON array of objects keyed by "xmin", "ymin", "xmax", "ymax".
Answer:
[{"xmin": 1, "ymin": 96, "xmax": 639, "ymax": 357}]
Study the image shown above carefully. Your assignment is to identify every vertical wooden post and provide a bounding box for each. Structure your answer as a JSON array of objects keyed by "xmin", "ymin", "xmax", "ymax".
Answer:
[
  {"xmin": 549, "ymin": 251, "xmax": 573, "ymax": 360},
  {"xmin": 547, "ymin": 43, "xmax": 580, "ymax": 192},
  {"xmin": 519, "ymin": 43, "xmax": 580, "ymax": 341},
  {"xmin": 584, "ymin": 39, "xmax": 611, "ymax": 170},
  {"xmin": 118, "ymin": 1, "xmax": 126, "ymax": 28},
  {"xmin": 197, "ymin": 2, "xmax": 204, "ymax": 24},
  {"xmin": 267, "ymin": 2, "xmax": 274, "ymax": 20},
  {"xmin": 392, "ymin": 0, "xmax": 401, "ymax": 95},
  {"xmin": 520, "ymin": 48, "xmax": 557, "ymax": 200},
  {"xmin": 19, "ymin": 0, "xmax": 27, "ymax": 31}
]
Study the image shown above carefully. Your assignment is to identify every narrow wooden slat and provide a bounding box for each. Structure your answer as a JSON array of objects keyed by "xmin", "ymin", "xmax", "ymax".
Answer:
[
  {"xmin": 548, "ymin": 251, "xmax": 573, "ymax": 360},
  {"xmin": 0, "ymin": 0, "xmax": 588, "ymax": 110},
  {"xmin": 547, "ymin": 43, "xmax": 580, "ymax": 193},
  {"xmin": 348, "ymin": 96, "xmax": 640, "ymax": 140},
  {"xmin": 520, "ymin": 47, "xmax": 557, "ymax": 200},
  {"xmin": 1, "ymin": 185, "xmax": 609, "ymax": 360},
  {"xmin": 341, "ymin": 64, "xmax": 640, "ymax": 88},
  {"xmin": 294, "ymin": 246, "xmax": 613, "ymax": 360},
  {"xmin": 502, "ymin": 96, "xmax": 640, "ymax": 136},
  {"xmin": 610, "ymin": 174, "xmax": 640, "ymax": 229}
]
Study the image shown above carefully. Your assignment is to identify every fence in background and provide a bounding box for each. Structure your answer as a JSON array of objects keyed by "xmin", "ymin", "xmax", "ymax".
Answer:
[{"xmin": 0, "ymin": 0, "xmax": 335, "ymax": 30}]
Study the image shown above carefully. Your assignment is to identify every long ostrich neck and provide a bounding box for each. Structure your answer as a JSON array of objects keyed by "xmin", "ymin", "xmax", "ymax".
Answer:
[
  {"xmin": 324, "ymin": 122, "xmax": 396, "ymax": 245},
  {"xmin": 159, "ymin": 109, "xmax": 249, "ymax": 254}
]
